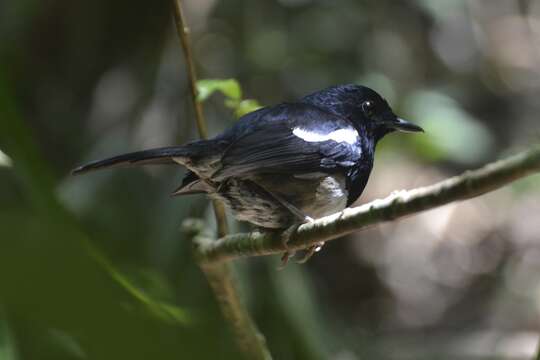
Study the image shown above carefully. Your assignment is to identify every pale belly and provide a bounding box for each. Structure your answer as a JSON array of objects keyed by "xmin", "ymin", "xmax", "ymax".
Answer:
[{"xmin": 211, "ymin": 173, "xmax": 348, "ymax": 229}]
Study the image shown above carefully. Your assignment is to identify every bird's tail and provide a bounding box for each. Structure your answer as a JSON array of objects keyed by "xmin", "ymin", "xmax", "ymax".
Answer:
[{"xmin": 71, "ymin": 146, "xmax": 191, "ymax": 175}]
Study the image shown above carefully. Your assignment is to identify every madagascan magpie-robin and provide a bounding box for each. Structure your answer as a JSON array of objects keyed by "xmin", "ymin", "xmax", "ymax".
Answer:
[{"xmin": 73, "ymin": 84, "xmax": 423, "ymax": 232}]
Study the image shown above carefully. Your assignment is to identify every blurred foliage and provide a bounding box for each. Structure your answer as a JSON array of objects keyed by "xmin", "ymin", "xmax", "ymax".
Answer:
[
  {"xmin": 197, "ymin": 78, "xmax": 242, "ymax": 101},
  {"xmin": 0, "ymin": 71, "xmax": 239, "ymax": 359},
  {"xmin": 0, "ymin": 149, "xmax": 11, "ymax": 167},
  {"xmin": 1, "ymin": 0, "xmax": 539, "ymax": 359},
  {"xmin": 0, "ymin": 310, "xmax": 18, "ymax": 360},
  {"xmin": 197, "ymin": 78, "xmax": 262, "ymax": 118},
  {"xmin": 404, "ymin": 90, "xmax": 494, "ymax": 164}
]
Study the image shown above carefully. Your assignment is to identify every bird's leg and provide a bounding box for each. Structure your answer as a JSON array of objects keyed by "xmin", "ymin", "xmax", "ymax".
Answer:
[
  {"xmin": 279, "ymin": 215, "xmax": 317, "ymax": 268},
  {"xmin": 248, "ymin": 181, "xmax": 310, "ymax": 268},
  {"xmin": 248, "ymin": 180, "xmax": 326, "ymax": 266},
  {"xmin": 280, "ymin": 211, "xmax": 324, "ymax": 268},
  {"xmin": 279, "ymin": 251, "xmax": 293, "ymax": 269},
  {"xmin": 278, "ymin": 223, "xmax": 300, "ymax": 269}
]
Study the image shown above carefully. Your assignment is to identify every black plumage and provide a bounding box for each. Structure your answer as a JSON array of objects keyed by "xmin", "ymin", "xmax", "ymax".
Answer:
[{"xmin": 73, "ymin": 84, "xmax": 423, "ymax": 228}]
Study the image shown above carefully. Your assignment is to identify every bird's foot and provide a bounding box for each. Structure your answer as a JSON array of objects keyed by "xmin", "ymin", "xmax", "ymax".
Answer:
[
  {"xmin": 278, "ymin": 216, "xmax": 317, "ymax": 268},
  {"xmin": 297, "ymin": 241, "xmax": 325, "ymax": 264},
  {"xmin": 279, "ymin": 251, "xmax": 294, "ymax": 269},
  {"xmin": 278, "ymin": 223, "xmax": 300, "ymax": 269}
]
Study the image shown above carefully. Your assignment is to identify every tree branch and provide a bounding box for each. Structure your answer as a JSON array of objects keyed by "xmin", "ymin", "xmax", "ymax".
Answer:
[
  {"xmin": 172, "ymin": 2, "xmax": 271, "ymax": 359},
  {"xmin": 192, "ymin": 144, "xmax": 540, "ymax": 263}
]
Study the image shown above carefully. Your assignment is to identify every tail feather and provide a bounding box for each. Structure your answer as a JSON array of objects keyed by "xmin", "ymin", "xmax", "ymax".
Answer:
[
  {"xmin": 72, "ymin": 146, "xmax": 189, "ymax": 175},
  {"xmin": 170, "ymin": 171, "xmax": 212, "ymax": 196}
]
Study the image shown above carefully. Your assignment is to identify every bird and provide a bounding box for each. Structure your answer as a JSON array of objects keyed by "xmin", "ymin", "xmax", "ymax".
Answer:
[{"xmin": 73, "ymin": 84, "xmax": 423, "ymax": 238}]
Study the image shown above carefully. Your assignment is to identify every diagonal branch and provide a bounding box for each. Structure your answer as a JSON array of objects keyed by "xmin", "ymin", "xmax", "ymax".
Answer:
[{"xmin": 193, "ymin": 144, "xmax": 540, "ymax": 263}]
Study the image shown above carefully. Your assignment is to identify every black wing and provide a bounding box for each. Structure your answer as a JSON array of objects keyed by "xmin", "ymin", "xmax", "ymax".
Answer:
[{"xmin": 212, "ymin": 103, "xmax": 362, "ymax": 180}]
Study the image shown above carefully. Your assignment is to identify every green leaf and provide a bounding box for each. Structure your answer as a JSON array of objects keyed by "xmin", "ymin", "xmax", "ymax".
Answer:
[
  {"xmin": 224, "ymin": 98, "xmax": 240, "ymax": 110},
  {"xmin": 95, "ymin": 259, "xmax": 190, "ymax": 325},
  {"xmin": 196, "ymin": 78, "xmax": 242, "ymax": 102},
  {"xmin": 113, "ymin": 268, "xmax": 190, "ymax": 325},
  {"xmin": 47, "ymin": 329, "xmax": 85, "ymax": 359},
  {"xmin": 234, "ymin": 99, "xmax": 263, "ymax": 118},
  {"xmin": 0, "ymin": 149, "xmax": 12, "ymax": 167},
  {"xmin": 197, "ymin": 79, "xmax": 262, "ymax": 119}
]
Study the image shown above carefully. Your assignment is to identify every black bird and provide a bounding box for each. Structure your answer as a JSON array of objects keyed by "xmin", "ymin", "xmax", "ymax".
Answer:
[{"xmin": 73, "ymin": 84, "xmax": 423, "ymax": 230}]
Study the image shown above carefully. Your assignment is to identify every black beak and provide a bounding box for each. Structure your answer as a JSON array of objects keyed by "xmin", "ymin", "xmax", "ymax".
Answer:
[{"xmin": 388, "ymin": 117, "xmax": 424, "ymax": 133}]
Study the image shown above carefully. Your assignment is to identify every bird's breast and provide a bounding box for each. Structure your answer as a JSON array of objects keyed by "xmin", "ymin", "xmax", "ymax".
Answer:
[
  {"xmin": 209, "ymin": 173, "xmax": 349, "ymax": 229},
  {"xmin": 296, "ymin": 173, "xmax": 348, "ymax": 219},
  {"xmin": 255, "ymin": 172, "xmax": 349, "ymax": 220}
]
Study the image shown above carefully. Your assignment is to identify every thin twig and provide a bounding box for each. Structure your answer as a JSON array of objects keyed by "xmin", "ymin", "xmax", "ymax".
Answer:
[
  {"xmin": 172, "ymin": 0, "xmax": 207, "ymax": 139},
  {"xmin": 191, "ymin": 144, "xmax": 540, "ymax": 263},
  {"xmin": 172, "ymin": 0, "xmax": 228, "ymax": 235},
  {"xmin": 171, "ymin": 1, "xmax": 271, "ymax": 359}
]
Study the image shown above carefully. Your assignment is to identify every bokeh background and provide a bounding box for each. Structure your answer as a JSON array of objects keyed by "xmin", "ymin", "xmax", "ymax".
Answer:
[{"xmin": 1, "ymin": 0, "xmax": 540, "ymax": 359}]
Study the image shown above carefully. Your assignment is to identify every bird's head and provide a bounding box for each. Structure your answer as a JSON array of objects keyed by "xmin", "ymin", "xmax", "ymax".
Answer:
[{"xmin": 303, "ymin": 84, "xmax": 423, "ymax": 141}]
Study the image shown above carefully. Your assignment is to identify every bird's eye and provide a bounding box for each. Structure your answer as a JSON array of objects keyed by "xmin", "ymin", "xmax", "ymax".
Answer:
[{"xmin": 362, "ymin": 100, "xmax": 376, "ymax": 116}]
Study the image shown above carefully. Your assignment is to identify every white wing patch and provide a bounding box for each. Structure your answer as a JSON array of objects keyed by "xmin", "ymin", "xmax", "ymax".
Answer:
[{"xmin": 292, "ymin": 127, "xmax": 358, "ymax": 145}]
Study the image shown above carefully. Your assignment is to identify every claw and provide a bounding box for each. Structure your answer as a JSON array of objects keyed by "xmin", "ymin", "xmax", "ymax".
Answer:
[
  {"xmin": 278, "ymin": 251, "xmax": 295, "ymax": 269},
  {"xmin": 297, "ymin": 241, "xmax": 325, "ymax": 264},
  {"xmin": 278, "ymin": 217, "xmax": 319, "ymax": 268},
  {"xmin": 278, "ymin": 223, "xmax": 299, "ymax": 269}
]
